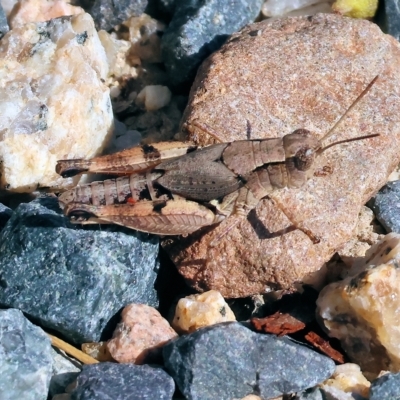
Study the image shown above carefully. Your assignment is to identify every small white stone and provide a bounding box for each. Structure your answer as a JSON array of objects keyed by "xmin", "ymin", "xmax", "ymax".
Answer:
[
  {"xmin": 136, "ymin": 85, "xmax": 172, "ymax": 111},
  {"xmin": 321, "ymin": 363, "xmax": 370, "ymax": 398},
  {"xmin": 172, "ymin": 290, "xmax": 236, "ymax": 334}
]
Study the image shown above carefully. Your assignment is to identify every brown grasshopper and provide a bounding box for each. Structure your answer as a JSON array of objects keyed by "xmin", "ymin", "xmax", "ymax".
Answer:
[{"xmin": 56, "ymin": 76, "xmax": 379, "ymax": 244}]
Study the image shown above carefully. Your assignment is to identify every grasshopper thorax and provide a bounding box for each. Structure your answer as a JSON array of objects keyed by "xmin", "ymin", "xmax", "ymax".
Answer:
[{"xmin": 283, "ymin": 129, "xmax": 321, "ymax": 171}]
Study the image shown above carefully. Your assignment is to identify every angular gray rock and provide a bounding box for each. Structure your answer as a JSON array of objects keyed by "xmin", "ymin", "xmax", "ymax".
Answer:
[
  {"xmin": 163, "ymin": 322, "xmax": 335, "ymax": 400},
  {"xmin": 370, "ymin": 372, "xmax": 400, "ymax": 400},
  {"xmin": 161, "ymin": 0, "xmax": 263, "ymax": 87},
  {"xmin": 0, "ymin": 197, "xmax": 159, "ymax": 343},
  {"xmin": 0, "ymin": 308, "xmax": 53, "ymax": 400},
  {"xmin": 70, "ymin": 362, "xmax": 175, "ymax": 399},
  {"xmin": 369, "ymin": 180, "xmax": 400, "ymax": 233}
]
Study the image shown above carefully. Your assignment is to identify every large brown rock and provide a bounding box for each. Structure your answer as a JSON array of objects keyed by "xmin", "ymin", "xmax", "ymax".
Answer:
[{"xmin": 163, "ymin": 14, "xmax": 400, "ymax": 298}]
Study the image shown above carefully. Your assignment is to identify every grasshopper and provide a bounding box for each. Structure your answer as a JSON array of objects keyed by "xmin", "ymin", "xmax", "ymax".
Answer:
[{"xmin": 56, "ymin": 76, "xmax": 379, "ymax": 244}]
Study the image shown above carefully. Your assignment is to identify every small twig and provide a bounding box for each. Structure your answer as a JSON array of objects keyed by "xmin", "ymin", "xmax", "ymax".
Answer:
[{"xmin": 47, "ymin": 333, "xmax": 99, "ymax": 365}]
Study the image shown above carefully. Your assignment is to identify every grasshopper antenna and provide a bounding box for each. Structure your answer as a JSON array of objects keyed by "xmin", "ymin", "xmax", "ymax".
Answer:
[
  {"xmin": 317, "ymin": 133, "xmax": 380, "ymax": 154},
  {"xmin": 322, "ymin": 75, "xmax": 379, "ymax": 145}
]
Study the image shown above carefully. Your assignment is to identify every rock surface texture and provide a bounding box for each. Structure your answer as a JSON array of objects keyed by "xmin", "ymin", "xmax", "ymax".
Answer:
[
  {"xmin": 0, "ymin": 197, "xmax": 159, "ymax": 343},
  {"xmin": 0, "ymin": 13, "xmax": 113, "ymax": 192},
  {"xmin": 164, "ymin": 14, "xmax": 400, "ymax": 298},
  {"xmin": 317, "ymin": 233, "xmax": 400, "ymax": 375},
  {"xmin": 0, "ymin": 308, "xmax": 53, "ymax": 400}
]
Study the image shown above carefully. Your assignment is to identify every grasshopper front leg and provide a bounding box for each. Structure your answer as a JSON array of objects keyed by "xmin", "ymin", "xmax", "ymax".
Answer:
[{"xmin": 64, "ymin": 198, "xmax": 225, "ymax": 235}]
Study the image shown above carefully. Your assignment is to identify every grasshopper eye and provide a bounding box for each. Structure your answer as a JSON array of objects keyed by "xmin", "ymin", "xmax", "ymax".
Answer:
[{"xmin": 294, "ymin": 147, "xmax": 315, "ymax": 171}]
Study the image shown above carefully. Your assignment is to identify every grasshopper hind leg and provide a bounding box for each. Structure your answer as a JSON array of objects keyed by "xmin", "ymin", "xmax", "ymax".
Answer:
[{"xmin": 64, "ymin": 199, "xmax": 225, "ymax": 236}]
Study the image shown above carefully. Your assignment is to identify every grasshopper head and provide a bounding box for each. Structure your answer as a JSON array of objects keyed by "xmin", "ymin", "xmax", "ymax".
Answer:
[{"xmin": 283, "ymin": 129, "xmax": 321, "ymax": 188}]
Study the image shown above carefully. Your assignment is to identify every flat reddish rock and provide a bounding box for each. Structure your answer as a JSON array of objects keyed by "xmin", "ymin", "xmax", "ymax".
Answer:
[{"xmin": 163, "ymin": 14, "xmax": 400, "ymax": 298}]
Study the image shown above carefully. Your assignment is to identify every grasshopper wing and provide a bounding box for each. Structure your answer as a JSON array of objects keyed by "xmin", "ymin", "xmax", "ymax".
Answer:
[{"xmin": 155, "ymin": 144, "xmax": 243, "ymax": 202}]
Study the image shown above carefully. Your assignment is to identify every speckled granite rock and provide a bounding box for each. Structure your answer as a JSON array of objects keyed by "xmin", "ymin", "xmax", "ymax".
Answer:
[
  {"xmin": 0, "ymin": 197, "xmax": 159, "ymax": 343},
  {"xmin": 161, "ymin": 0, "xmax": 263, "ymax": 87},
  {"xmin": 370, "ymin": 372, "xmax": 400, "ymax": 400},
  {"xmin": 70, "ymin": 363, "xmax": 175, "ymax": 400},
  {"xmin": 164, "ymin": 13, "xmax": 400, "ymax": 298},
  {"xmin": 0, "ymin": 308, "xmax": 53, "ymax": 400},
  {"xmin": 369, "ymin": 180, "xmax": 400, "ymax": 233},
  {"xmin": 88, "ymin": 0, "xmax": 148, "ymax": 31},
  {"xmin": 163, "ymin": 322, "xmax": 335, "ymax": 400},
  {"xmin": 0, "ymin": 3, "xmax": 8, "ymax": 38},
  {"xmin": 0, "ymin": 13, "xmax": 113, "ymax": 192},
  {"xmin": 317, "ymin": 233, "xmax": 400, "ymax": 374}
]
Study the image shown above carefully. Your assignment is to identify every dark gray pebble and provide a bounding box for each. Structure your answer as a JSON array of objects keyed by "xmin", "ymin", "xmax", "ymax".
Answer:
[
  {"xmin": 88, "ymin": 0, "xmax": 148, "ymax": 31},
  {"xmin": 0, "ymin": 197, "xmax": 159, "ymax": 343},
  {"xmin": 161, "ymin": 0, "xmax": 263, "ymax": 87},
  {"xmin": 70, "ymin": 362, "xmax": 175, "ymax": 400},
  {"xmin": 369, "ymin": 180, "xmax": 400, "ymax": 233},
  {"xmin": 0, "ymin": 3, "xmax": 8, "ymax": 39},
  {"xmin": 370, "ymin": 372, "xmax": 400, "ymax": 400},
  {"xmin": 0, "ymin": 308, "xmax": 53, "ymax": 400},
  {"xmin": 163, "ymin": 322, "xmax": 335, "ymax": 400},
  {"xmin": 376, "ymin": 0, "xmax": 400, "ymax": 42}
]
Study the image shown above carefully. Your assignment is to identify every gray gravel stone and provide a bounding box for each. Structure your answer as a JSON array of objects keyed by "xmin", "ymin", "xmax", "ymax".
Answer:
[
  {"xmin": 0, "ymin": 308, "xmax": 53, "ymax": 400},
  {"xmin": 161, "ymin": 0, "xmax": 263, "ymax": 87},
  {"xmin": 163, "ymin": 322, "xmax": 335, "ymax": 400},
  {"xmin": 0, "ymin": 197, "xmax": 159, "ymax": 343},
  {"xmin": 0, "ymin": 4, "xmax": 8, "ymax": 39},
  {"xmin": 49, "ymin": 348, "xmax": 81, "ymax": 398},
  {"xmin": 370, "ymin": 372, "xmax": 400, "ymax": 400},
  {"xmin": 88, "ymin": 0, "xmax": 148, "ymax": 31},
  {"xmin": 369, "ymin": 180, "xmax": 400, "ymax": 233},
  {"xmin": 70, "ymin": 362, "xmax": 175, "ymax": 399}
]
